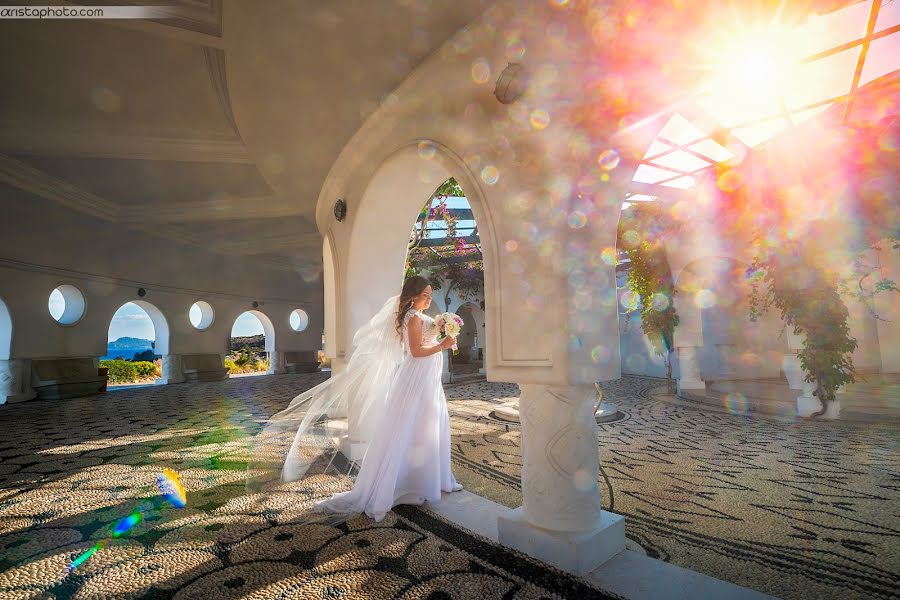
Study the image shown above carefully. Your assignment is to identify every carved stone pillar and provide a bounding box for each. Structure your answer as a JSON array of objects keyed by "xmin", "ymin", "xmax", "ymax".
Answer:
[
  {"xmin": 157, "ymin": 354, "xmax": 184, "ymax": 385},
  {"xmin": 441, "ymin": 350, "xmax": 451, "ymax": 384},
  {"xmin": 782, "ymin": 354, "xmax": 804, "ymax": 389},
  {"xmin": 0, "ymin": 359, "xmax": 35, "ymax": 404},
  {"xmin": 676, "ymin": 346, "xmax": 706, "ymax": 394},
  {"xmin": 497, "ymin": 384, "xmax": 625, "ymax": 575},
  {"xmin": 267, "ymin": 351, "xmax": 287, "ymax": 375}
]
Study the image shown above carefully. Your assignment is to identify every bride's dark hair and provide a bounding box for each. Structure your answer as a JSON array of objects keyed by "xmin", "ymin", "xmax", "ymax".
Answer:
[{"xmin": 396, "ymin": 275, "xmax": 430, "ymax": 336}]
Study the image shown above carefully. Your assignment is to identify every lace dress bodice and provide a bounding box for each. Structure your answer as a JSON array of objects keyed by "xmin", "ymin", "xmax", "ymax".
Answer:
[{"xmin": 402, "ymin": 309, "xmax": 440, "ymax": 350}]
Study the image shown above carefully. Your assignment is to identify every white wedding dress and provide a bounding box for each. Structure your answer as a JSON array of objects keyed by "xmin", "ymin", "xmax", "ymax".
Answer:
[{"xmin": 313, "ymin": 309, "xmax": 461, "ymax": 521}]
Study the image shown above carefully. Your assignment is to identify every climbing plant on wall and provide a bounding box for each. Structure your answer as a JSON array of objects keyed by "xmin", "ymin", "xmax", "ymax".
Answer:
[
  {"xmin": 617, "ymin": 204, "xmax": 680, "ymax": 394},
  {"xmin": 748, "ymin": 240, "xmax": 859, "ymax": 416}
]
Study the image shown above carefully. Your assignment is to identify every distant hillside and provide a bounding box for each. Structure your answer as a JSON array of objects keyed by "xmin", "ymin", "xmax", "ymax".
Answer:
[
  {"xmin": 104, "ymin": 337, "xmax": 154, "ymax": 360},
  {"xmin": 231, "ymin": 334, "xmax": 265, "ymax": 353}
]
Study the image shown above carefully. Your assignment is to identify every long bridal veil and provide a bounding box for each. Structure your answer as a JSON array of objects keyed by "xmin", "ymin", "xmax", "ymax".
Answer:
[{"xmin": 246, "ymin": 295, "xmax": 404, "ymax": 520}]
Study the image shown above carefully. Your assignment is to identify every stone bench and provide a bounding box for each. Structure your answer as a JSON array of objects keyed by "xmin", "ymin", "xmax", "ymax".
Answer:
[
  {"xmin": 182, "ymin": 353, "xmax": 229, "ymax": 382},
  {"xmin": 284, "ymin": 350, "xmax": 319, "ymax": 373},
  {"xmin": 31, "ymin": 357, "xmax": 107, "ymax": 401}
]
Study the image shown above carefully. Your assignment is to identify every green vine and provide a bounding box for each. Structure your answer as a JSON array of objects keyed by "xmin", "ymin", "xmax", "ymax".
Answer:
[
  {"xmin": 748, "ymin": 242, "xmax": 858, "ymax": 416},
  {"xmin": 617, "ymin": 205, "xmax": 680, "ymax": 394}
]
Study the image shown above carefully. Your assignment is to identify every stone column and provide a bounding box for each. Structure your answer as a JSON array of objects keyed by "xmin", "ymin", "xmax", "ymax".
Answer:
[
  {"xmin": 676, "ymin": 346, "xmax": 706, "ymax": 394},
  {"xmin": 0, "ymin": 359, "xmax": 35, "ymax": 404},
  {"xmin": 715, "ymin": 343, "xmax": 737, "ymax": 379},
  {"xmin": 796, "ymin": 381, "xmax": 821, "ymax": 417},
  {"xmin": 267, "ymin": 351, "xmax": 287, "ymax": 375},
  {"xmin": 782, "ymin": 329, "xmax": 805, "ymax": 389},
  {"xmin": 497, "ymin": 384, "xmax": 625, "ymax": 575},
  {"xmin": 782, "ymin": 354, "xmax": 804, "ymax": 389},
  {"xmin": 157, "ymin": 354, "xmax": 184, "ymax": 385},
  {"xmin": 441, "ymin": 350, "xmax": 451, "ymax": 384}
]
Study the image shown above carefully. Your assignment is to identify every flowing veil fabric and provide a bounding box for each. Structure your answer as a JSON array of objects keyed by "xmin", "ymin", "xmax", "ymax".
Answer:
[{"xmin": 246, "ymin": 295, "xmax": 404, "ymax": 521}]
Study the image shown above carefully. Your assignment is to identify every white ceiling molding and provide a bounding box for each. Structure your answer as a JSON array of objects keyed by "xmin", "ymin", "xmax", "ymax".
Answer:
[
  {"xmin": 0, "ymin": 125, "xmax": 252, "ymax": 164},
  {"xmin": 0, "ymin": 154, "xmax": 119, "ymax": 221},
  {"xmin": 208, "ymin": 232, "xmax": 322, "ymax": 255},
  {"xmin": 116, "ymin": 197, "xmax": 302, "ymax": 223},
  {"xmin": 203, "ymin": 47, "xmax": 241, "ymax": 137}
]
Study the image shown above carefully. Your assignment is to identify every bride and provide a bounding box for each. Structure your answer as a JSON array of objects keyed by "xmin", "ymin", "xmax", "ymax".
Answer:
[{"xmin": 251, "ymin": 275, "xmax": 462, "ymax": 522}]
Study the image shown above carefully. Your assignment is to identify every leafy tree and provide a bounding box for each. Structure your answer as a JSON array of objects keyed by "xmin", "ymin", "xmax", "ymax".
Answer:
[
  {"xmin": 132, "ymin": 349, "xmax": 156, "ymax": 362},
  {"xmin": 617, "ymin": 204, "xmax": 680, "ymax": 393},
  {"xmin": 407, "ymin": 177, "xmax": 484, "ymax": 310},
  {"xmin": 749, "ymin": 240, "xmax": 858, "ymax": 417}
]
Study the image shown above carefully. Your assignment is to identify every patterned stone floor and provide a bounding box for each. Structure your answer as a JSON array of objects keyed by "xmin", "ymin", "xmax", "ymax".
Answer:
[
  {"xmin": 1, "ymin": 374, "xmax": 897, "ymax": 599},
  {"xmin": 0, "ymin": 374, "xmax": 619, "ymax": 600},
  {"xmin": 445, "ymin": 376, "xmax": 900, "ymax": 600}
]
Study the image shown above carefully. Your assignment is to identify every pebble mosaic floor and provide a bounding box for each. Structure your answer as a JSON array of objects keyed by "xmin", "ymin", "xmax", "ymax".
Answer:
[
  {"xmin": 445, "ymin": 376, "xmax": 900, "ymax": 600},
  {"xmin": 0, "ymin": 374, "xmax": 618, "ymax": 600},
  {"xmin": 1, "ymin": 373, "xmax": 897, "ymax": 599}
]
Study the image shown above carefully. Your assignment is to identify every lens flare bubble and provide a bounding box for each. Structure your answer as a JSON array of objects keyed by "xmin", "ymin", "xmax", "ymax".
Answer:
[
  {"xmin": 481, "ymin": 165, "xmax": 499, "ymax": 185},
  {"xmin": 520, "ymin": 222, "xmax": 538, "ymax": 242},
  {"xmin": 723, "ymin": 392, "xmax": 749, "ymax": 415},
  {"xmin": 597, "ymin": 149, "xmax": 621, "ymax": 171},
  {"xmin": 717, "ymin": 170, "xmax": 744, "ymax": 192},
  {"xmin": 591, "ymin": 345, "xmax": 611, "ymax": 364},
  {"xmin": 573, "ymin": 468, "xmax": 594, "ymax": 492},
  {"xmin": 530, "ymin": 108, "xmax": 550, "ymax": 130},
  {"xmin": 651, "ymin": 293, "xmax": 671, "ymax": 311},
  {"xmin": 91, "ymin": 87, "xmax": 121, "ymax": 113},
  {"xmin": 570, "ymin": 335, "xmax": 583, "ymax": 350},
  {"xmin": 601, "ymin": 247, "xmax": 616, "ymax": 266},
  {"xmin": 417, "ymin": 141, "xmax": 437, "ymax": 160},
  {"xmin": 505, "ymin": 239, "xmax": 518, "ymax": 252},
  {"xmin": 506, "ymin": 39, "xmax": 526, "ymax": 61},
  {"xmin": 623, "ymin": 229, "xmax": 640, "ymax": 247},
  {"xmin": 621, "ymin": 290, "xmax": 641, "ymax": 311},
  {"xmin": 693, "ymin": 289, "xmax": 717, "ymax": 309},
  {"xmin": 471, "ymin": 58, "xmax": 491, "ymax": 84},
  {"xmin": 568, "ymin": 211, "xmax": 587, "ymax": 229},
  {"xmin": 625, "ymin": 353, "xmax": 647, "ymax": 372},
  {"xmin": 525, "ymin": 295, "xmax": 544, "ymax": 312}
]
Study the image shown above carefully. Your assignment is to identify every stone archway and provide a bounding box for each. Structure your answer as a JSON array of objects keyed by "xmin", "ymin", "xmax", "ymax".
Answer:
[{"xmin": 341, "ymin": 141, "xmax": 498, "ymax": 360}]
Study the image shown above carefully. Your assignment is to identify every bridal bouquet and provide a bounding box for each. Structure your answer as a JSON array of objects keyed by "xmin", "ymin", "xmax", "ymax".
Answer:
[{"xmin": 434, "ymin": 313, "xmax": 463, "ymax": 355}]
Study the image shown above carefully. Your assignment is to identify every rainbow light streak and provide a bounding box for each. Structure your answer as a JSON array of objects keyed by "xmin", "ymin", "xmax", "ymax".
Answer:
[
  {"xmin": 68, "ymin": 468, "xmax": 187, "ymax": 572},
  {"xmin": 68, "ymin": 540, "xmax": 107, "ymax": 571},
  {"xmin": 157, "ymin": 467, "xmax": 187, "ymax": 508},
  {"xmin": 112, "ymin": 511, "xmax": 142, "ymax": 538}
]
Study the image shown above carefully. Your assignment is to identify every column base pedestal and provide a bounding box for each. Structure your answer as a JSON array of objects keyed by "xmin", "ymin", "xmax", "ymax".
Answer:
[
  {"xmin": 1, "ymin": 390, "xmax": 36, "ymax": 404},
  {"xmin": 498, "ymin": 507, "xmax": 625, "ymax": 576},
  {"xmin": 677, "ymin": 379, "xmax": 706, "ymax": 395}
]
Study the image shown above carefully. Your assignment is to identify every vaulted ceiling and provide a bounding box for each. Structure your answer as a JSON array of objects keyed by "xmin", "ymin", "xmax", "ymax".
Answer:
[{"xmin": 0, "ymin": 0, "xmax": 492, "ymax": 278}]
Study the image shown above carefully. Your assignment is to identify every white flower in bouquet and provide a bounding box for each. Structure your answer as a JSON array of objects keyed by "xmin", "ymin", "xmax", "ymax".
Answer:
[{"xmin": 434, "ymin": 313, "xmax": 463, "ymax": 354}]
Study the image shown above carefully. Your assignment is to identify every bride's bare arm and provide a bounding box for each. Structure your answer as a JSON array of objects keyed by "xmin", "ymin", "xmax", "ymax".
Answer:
[{"xmin": 407, "ymin": 315, "xmax": 455, "ymax": 358}]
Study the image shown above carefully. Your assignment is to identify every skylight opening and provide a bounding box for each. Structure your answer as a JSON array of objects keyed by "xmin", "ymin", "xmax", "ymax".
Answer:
[
  {"xmin": 633, "ymin": 164, "xmax": 680, "ymax": 184},
  {"xmin": 648, "ymin": 150, "xmax": 711, "ymax": 173}
]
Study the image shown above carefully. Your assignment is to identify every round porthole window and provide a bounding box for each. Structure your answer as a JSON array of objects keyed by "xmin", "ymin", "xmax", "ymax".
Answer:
[
  {"xmin": 49, "ymin": 285, "xmax": 86, "ymax": 326},
  {"xmin": 289, "ymin": 309, "xmax": 309, "ymax": 333},
  {"xmin": 189, "ymin": 301, "xmax": 215, "ymax": 330}
]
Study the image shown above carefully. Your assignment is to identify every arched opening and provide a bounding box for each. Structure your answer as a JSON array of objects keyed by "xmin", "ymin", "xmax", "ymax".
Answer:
[
  {"xmin": 104, "ymin": 301, "xmax": 168, "ymax": 387},
  {"xmin": 405, "ymin": 175, "xmax": 486, "ymax": 381},
  {"xmin": 341, "ymin": 142, "xmax": 496, "ymax": 370},
  {"xmin": 0, "ymin": 297, "xmax": 11, "ymax": 361},
  {"xmin": 228, "ymin": 310, "xmax": 274, "ymax": 376}
]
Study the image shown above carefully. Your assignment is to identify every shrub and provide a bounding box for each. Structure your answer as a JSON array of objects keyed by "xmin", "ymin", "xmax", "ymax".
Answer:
[{"xmin": 101, "ymin": 359, "xmax": 136, "ymax": 383}]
